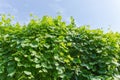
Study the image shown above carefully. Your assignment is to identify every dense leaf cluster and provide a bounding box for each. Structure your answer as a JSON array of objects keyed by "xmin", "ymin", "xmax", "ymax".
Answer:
[{"xmin": 0, "ymin": 15, "xmax": 120, "ymax": 80}]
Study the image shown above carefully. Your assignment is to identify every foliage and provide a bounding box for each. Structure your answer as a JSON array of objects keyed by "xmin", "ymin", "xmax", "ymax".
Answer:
[{"xmin": 0, "ymin": 14, "xmax": 120, "ymax": 80}]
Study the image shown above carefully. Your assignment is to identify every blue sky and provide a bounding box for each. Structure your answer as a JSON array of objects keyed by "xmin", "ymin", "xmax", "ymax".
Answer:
[{"xmin": 0, "ymin": 0, "xmax": 120, "ymax": 32}]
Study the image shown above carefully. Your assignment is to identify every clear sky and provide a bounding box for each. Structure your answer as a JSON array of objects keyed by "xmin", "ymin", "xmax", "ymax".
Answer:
[{"xmin": 0, "ymin": 0, "xmax": 120, "ymax": 32}]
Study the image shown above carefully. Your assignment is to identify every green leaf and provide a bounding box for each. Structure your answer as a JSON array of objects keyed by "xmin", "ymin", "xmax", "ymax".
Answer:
[
  {"xmin": 73, "ymin": 58, "xmax": 81, "ymax": 64},
  {"xmin": 7, "ymin": 66, "xmax": 16, "ymax": 77},
  {"xmin": 29, "ymin": 49, "xmax": 37, "ymax": 56},
  {"xmin": 42, "ymin": 69, "xmax": 47, "ymax": 73},
  {"xmin": 24, "ymin": 71, "xmax": 32, "ymax": 75},
  {"xmin": 14, "ymin": 57, "xmax": 20, "ymax": 62},
  {"xmin": 54, "ymin": 54, "xmax": 59, "ymax": 60},
  {"xmin": 41, "ymin": 63, "xmax": 47, "ymax": 68},
  {"xmin": 81, "ymin": 63, "xmax": 91, "ymax": 70},
  {"xmin": 7, "ymin": 71, "xmax": 16, "ymax": 77},
  {"xmin": 0, "ymin": 66, "xmax": 4, "ymax": 74},
  {"xmin": 35, "ymin": 64, "xmax": 41, "ymax": 68},
  {"xmin": 56, "ymin": 66, "xmax": 64, "ymax": 74},
  {"xmin": 43, "ymin": 44, "xmax": 50, "ymax": 49},
  {"xmin": 30, "ymin": 41, "xmax": 38, "ymax": 48}
]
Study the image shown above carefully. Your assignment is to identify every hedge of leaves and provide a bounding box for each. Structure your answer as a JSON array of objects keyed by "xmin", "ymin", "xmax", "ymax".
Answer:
[{"xmin": 0, "ymin": 15, "xmax": 120, "ymax": 80}]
